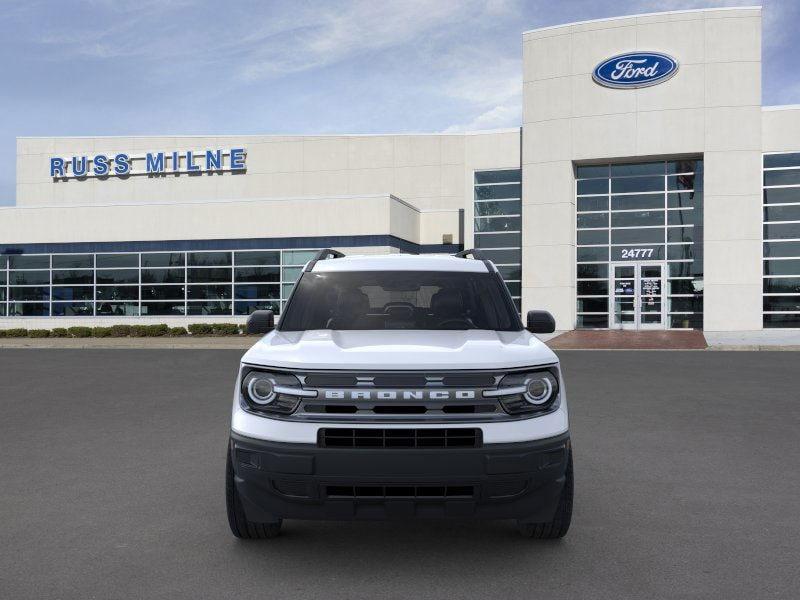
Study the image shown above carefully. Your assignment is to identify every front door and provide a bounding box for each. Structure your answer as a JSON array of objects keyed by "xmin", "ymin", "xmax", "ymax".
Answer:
[{"xmin": 610, "ymin": 262, "xmax": 666, "ymax": 330}]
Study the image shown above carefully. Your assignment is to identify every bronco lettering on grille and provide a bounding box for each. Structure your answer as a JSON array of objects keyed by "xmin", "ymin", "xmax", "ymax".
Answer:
[{"xmin": 323, "ymin": 390, "xmax": 477, "ymax": 400}]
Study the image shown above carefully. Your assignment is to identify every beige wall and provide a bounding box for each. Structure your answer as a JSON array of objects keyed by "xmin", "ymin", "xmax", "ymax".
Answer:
[
  {"xmin": 17, "ymin": 131, "xmax": 518, "ymax": 214},
  {"xmin": 763, "ymin": 106, "xmax": 800, "ymax": 152},
  {"xmin": 0, "ymin": 194, "xmax": 420, "ymax": 244},
  {"xmin": 521, "ymin": 7, "xmax": 763, "ymax": 331},
  {"xmin": 15, "ymin": 130, "xmax": 520, "ymax": 251}
]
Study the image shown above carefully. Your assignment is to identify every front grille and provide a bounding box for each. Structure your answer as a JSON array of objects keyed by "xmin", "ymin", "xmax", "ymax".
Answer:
[
  {"xmin": 305, "ymin": 404, "xmax": 497, "ymax": 415},
  {"xmin": 325, "ymin": 484, "xmax": 475, "ymax": 499},
  {"xmin": 304, "ymin": 374, "xmax": 358, "ymax": 387},
  {"xmin": 318, "ymin": 428, "xmax": 482, "ymax": 448}
]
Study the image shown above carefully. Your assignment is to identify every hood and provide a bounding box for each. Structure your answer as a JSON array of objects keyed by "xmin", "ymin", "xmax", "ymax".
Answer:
[{"xmin": 241, "ymin": 329, "xmax": 558, "ymax": 371}]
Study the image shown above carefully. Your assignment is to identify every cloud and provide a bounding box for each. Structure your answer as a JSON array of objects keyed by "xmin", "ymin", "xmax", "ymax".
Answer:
[
  {"xmin": 442, "ymin": 102, "xmax": 521, "ymax": 132},
  {"xmin": 235, "ymin": 0, "xmax": 471, "ymax": 81}
]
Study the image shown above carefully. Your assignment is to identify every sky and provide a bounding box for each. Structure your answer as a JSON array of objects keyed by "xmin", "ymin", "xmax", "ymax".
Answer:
[{"xmin": 1, "ymin": 0, "xmax": 799, "ymax": 206}]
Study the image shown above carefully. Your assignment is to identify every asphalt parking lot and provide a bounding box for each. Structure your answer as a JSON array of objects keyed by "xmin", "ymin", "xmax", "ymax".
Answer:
[{"xmin": 1, "ymin": 349, "xmax": 798, "ymax": 600}]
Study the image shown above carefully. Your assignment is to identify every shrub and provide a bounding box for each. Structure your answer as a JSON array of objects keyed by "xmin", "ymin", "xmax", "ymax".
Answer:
[
  {"xmin": 211, "ymin": 323, "xmax": 240, "ymax": 336},
  {"xmin": 27, "ymin": 329, "xmax": 51, "ymax": 338},
  {"xmin": 4, "ymin": 328, "xmax": 29, "ymax": 338},
  {"xmin": 91, "ymin": 327, "xmax": 113, "ymax": 338},
  {"xmin": 131, "ymin": 324, "xmax": 169, "ymax": 337},
  {"xmin": 68, "ymin": 326, "xmax": 92, "ymax": 338},
  {"xmin": 51, "ymin": 328, "xmax": 70, "ymax": 338},
  {"xmin": 0, "ymin": 330, "xmax": 5, "ymax": 338},
  {"xmin": 147, "ymin": 324, "xmax": 169, "ymax": 337},
  {"xmin": 168, "ymin": 326, "xmax": 188, "ymax": 336},
  {"xmin": 188, "ymin": 323, "xmax": 213, "ymax": 336},
  {"xmin": 109, "ymin": 324, "xmax": 132, "ymax": 337}
]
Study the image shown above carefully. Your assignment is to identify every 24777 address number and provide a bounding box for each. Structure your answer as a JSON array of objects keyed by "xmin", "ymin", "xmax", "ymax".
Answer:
[{"xmin": 619, "ymin": 248, "xmax": 655, "ymax": 259}]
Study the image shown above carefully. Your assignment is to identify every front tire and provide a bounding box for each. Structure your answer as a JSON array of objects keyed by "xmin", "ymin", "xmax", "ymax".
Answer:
[
  {"xmin": 517, "ymin": 448, "xmax": 573, "ymax": 539},
  {"xmin": 226, "ymin": 451, "xmax": 282, "ymax": 539}
]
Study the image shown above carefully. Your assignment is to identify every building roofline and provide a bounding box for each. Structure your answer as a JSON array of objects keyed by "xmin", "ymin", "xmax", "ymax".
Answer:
[
  {"xmin": 763, "ymin": 104, "xmax": 800, "ymax": 112},
  {"xmin": 16, "ymin": 128, "xmax": 520, "ymax": 141},
  {"xmin": 522, "ymin": 5, "xmax": 761, "ymax": 36},
  {"xmin": 0, "ymin": 193, "xmax": 418, "ymax": 212}
]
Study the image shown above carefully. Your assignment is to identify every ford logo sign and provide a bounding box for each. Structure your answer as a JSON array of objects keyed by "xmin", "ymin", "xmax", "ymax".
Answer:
[{"xmin": 592, "ymin": 52, "xmax": 678, "ymax": 89}]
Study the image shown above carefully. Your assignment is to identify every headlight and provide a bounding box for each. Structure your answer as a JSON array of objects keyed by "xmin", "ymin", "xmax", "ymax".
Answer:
[
  {"xmin": 523, "ymin": 374, "xmax": 554, "ymax": 405},
  {"xmin": 484, "ymin": 367, "xmax": 560, "ymax": 415},
  {"xmin": 246, "ymin": 374, "xmax": 276, "ymax": 404},
  {"xmin": 240, "ymin": 368, "xmax": 316, "ymax": 414}
]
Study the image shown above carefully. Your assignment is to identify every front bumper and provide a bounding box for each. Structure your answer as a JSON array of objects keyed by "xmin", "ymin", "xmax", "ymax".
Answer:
[{"xmin": 230, "ymin": 431, "xmax": 570, "ymax": 522}]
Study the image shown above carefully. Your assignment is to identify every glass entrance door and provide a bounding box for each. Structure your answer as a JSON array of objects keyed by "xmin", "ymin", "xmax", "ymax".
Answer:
[{"xmin": 611, "ymin": 262, "xmax": 666, "ymax": 330}]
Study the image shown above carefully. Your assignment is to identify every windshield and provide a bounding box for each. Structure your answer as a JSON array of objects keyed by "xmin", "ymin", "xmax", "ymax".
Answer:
[{"xmin": 278, "ymin": 270, "xmax": 521, "ymax": 332}]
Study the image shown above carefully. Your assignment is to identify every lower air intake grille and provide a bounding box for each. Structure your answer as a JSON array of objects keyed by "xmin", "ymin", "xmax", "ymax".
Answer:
[
  {"xmin": 318, "ymin": 428, "xmax": 482, "ymax": 448},
  {"xmin": 325, "ymin": 485, "xmax": 475, "ymax": 499}
]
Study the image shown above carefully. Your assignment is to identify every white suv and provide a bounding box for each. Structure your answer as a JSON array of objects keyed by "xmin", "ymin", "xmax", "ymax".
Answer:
[{"xmin": 226, "ymin": 250, "xmax": 572, "ymax": 539}]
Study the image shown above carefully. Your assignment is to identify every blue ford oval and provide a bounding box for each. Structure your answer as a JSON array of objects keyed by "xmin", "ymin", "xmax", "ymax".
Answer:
[{"xmin": 593, "ymin": 52, "xmax": 678, "ymax": 89}]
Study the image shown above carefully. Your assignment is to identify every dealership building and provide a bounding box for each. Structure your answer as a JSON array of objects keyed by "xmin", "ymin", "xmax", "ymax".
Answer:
[{"xmin": 2, "ymin": 6, "xmax": 799, "ymax": 332}]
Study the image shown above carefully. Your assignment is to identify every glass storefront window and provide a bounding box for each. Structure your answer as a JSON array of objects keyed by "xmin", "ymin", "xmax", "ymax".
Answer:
[
  {"xmin": 187, "ymin": 251, "xmax": 231, "ymax": 266},
  {"xmin": 234, "ymin": 251, "xmax": 279, "ymax": 266},
  {"xmin": 141, "ymin": 286, "xmax": 185, "ymax": 300},
  {"xmin": 474, "ymin": 170, "xmax": 522, "ymax": 311},
  {"xmin": 9, "ymin": 271, "xmax": 50, "ymax": 285},
  {"xmin": 52, "ymin": 254, "xmax": 94, "ymax": 269},
  {"xmin": 576, "ymin": 159, "xmax": 704, "ymax": 329},
  {"xmin": 187, "ymin": 268, "xmax": 230, "ymax": 283},
  {"xmin": 141, "ymin": 268, "xmax": 185, "ymax": 284},
  {"xmin": 764, "ymin": 153, "xmax": 800, "ymax": 328},
  {"xmin": 141, "ymin": 253, "xmax": 185, "ymax": 268},
  {"xmin": 52, "ymin": 270, "xmax": 93, "ymax": 285},
  {"xmin": 9, "ymin": 255, "xmax": 49, "ymax": 269},
  {"xmin": 96, "ymin": 254, "xmax": 137, "ymax": 268},
  {"xmin": 52, "ymin": 302, "xmax": 94, "ymax": 317},
  {"xmin": 96, "ymin": 269, "xmax": 138, "ymax": 284},
  {"xmin": 0, "ymin": 247, "xmax": 331, "ymax": 319},
  {"xmin": 53, "ymin": 286, "xmax": 94, "ymax": 301},
  {"xmin": 283, "ymin": 250, "xmax": 318, "ymax": 266},
  {"xmin": 187, "ymin": 285, "xmax": 233, "ymax": 300}
]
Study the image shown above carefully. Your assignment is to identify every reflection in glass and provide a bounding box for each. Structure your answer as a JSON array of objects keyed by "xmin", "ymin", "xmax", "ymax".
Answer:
[
  {"xmin": 474, "ymin": 184, "xmax": 521, "ymax": 200},
  {"xmin": 96, "ymin": 254, "xmax": 137, "ymax": 268},
  {"xmin": 53, "ymin": 286, "xmax": 94, "ymax": 301},
  {"xmin": 187, "ymin": 252, "xmax": 232, "ymax": 267},
  {"xmin": 52, "ymin": 254, "xmax": 93, "ymax": 269},
  {"xmin": 96, "ymin": 269, "xmax": 138, "ymax": 284},
  {"xmin": 52, "ymin": 302, "xmax": 94, "ymax": 316},
  {"xmin": 141, "ymin": 253, "xmax": 185, "ymax": 268},
  {"xmin": 52, "ymin": 270, "xmax": 93, "ymax": 285},
  {"xmin": 9, "ymin": 255, "xmax": 49, "ymax": 269}
]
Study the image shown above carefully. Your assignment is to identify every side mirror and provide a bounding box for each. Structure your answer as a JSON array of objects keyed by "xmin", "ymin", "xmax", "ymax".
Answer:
[
  {"xmin": 526, "ymin": 310, "xmax": 556, "ymax": 334},
  {"xmin": 247, "ymin": 310, "xmax": 275, "ymax": 335}
]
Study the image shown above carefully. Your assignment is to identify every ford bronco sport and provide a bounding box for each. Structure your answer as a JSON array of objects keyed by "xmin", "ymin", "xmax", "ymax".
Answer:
[{"xmin": 226, "ymin": 249, "xmax": 572, "ymax": 539}]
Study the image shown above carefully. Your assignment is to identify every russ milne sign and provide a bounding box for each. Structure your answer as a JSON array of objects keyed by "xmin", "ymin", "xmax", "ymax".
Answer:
[
  {"xmin": 592, "ymin": 52, "xmax": 678, "ymax": 89},
  {"xmin": 50, "ymin": 148, "xmax": 246, "ymax": 179}
]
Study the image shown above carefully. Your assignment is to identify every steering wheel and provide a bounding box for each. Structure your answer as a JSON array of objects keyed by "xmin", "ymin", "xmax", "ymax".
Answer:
[{"xmin": 436, "ymin": 318, "xmax": 474, "ymax": 329}]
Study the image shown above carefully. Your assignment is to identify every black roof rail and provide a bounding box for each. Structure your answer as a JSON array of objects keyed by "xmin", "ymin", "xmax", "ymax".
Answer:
[
  {"xmin": 304, "ymin": 248, "xmax": 345, "ymax": 272},
  {"xmin": 454, "ymin": 248, "xmax": 496, "ymax": 273},
  {"xmin": 454, "ymin": 248, "xmax": 487, "ymax": 261}
]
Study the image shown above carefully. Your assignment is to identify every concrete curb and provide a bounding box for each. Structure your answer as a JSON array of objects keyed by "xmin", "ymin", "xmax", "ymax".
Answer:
[
  {"xmin": 2, "ymin": 338, "xmax": 799, "ymax": 351},
  {"xmin": 707, "ymin": 345, "xmax": 800, "ymax": 351},
  {"xmin": 0, "ymin": 337, "xmax": 258, "ymax": 349}
]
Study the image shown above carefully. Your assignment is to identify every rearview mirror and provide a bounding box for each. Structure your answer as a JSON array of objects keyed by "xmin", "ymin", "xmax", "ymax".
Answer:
[
  {"xmin": 526, "ymin": 310, "xmax": 556, "ymax": 334},
  {"xmin": 247, "ymin": 310, "xmax": 275, "ymax": 335}
]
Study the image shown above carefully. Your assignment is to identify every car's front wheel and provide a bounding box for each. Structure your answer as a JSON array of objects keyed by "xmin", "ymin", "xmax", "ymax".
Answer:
[
  {"xmin": 517, "ymin": 448, "xmax": 573, "ymax": 539},
  {"xmin": 226, "ymin": 451, "xmax": 282, "ymax": 539}
]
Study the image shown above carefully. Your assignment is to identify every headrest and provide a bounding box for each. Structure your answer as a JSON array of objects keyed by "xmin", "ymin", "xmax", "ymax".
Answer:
[
  {"xmin": 430, "ymin": 289, "xmax": 463, "ymax": 317},
  {"xmin": 339, "ymin": 289, "xmax": 369, "ymax": 314}
]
